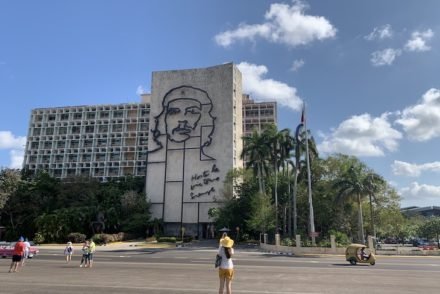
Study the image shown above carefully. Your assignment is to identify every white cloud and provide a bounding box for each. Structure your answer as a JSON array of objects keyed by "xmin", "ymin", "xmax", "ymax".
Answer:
[
  {"xmin": 318, "ymin": 113, "xmax": 402, "ymax": 157},
  {"xmin": 136, "ymin": 85, "xmax": 148, "ymax": 96},
  {"xmin": 0, "ymin": 131, "xmax": 26, "ymax": 149},
  {"xmin": 370, "ymin": 48, "xmax": 401, "ymax": 66},
  {"xmin": 0, "ymin": 131, "xmax": 26, "ymax": 169},
  {"xmin": 404, "ymin": 29, "xmax": 434, "ymax": 52},
  {"xmin": 365, "ymin": 24, "xmax": 393, "ymax": 41},
  {"xmin": 215, "ymin": 0, "xmax": 336, "ymax": 48},
  {"xmin": 9, "ymin": 149, "xmax": 24, "ymax": 169},
  {"xmin": 395, "ymin": 88, "xmax": 440, "ymax": 141},
  {"xmin": 400, "ymin": 182, "xmax": 440, "ymax": 206},
  {"xmin": 392, "ymin": 160, "xmax": 440, "ymax": 177},
  {"xmin": 290, "ymin": 59, "xmax": 305, "ymax": 72},
  {"xmin": 237, "ymin": 62, "xmax": 303, "ymax": 111}
]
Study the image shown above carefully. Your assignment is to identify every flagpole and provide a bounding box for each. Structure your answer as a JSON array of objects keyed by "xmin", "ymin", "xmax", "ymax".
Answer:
[{"xmin": 303, "ymin": 103, "xmax": 316, "ymax": 246}]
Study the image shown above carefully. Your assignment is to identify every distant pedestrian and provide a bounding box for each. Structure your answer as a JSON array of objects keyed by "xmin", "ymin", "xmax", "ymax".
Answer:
[
  {"xmin": 9, "ymin": 236, "xmax": 26, "ymax": 273},
  {"xmin": 218, "ymin": 236, "xmax": 234, "ymax": 294},
  {"xmin": 88, "ymin": 239, "xmax": 96, "ymax": 268},
  {"xmin": 64, "ymin": 241, "xmax": 74, "ymax": 263},
  {"xmin": 21, "ymin": 237, "xmax": 31, "ymax": 266},
  {"xmin": 79, "ymin": 241, "xmax": 89, "ymax": 268}
]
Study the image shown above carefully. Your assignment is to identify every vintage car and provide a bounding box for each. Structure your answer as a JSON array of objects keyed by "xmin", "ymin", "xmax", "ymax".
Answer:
[{"xmin": 0, "ymin": 242, "xmax": 39, "ymax": 258}]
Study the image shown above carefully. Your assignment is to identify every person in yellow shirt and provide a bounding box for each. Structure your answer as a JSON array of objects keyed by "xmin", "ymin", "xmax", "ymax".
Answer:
[{"xmin": 88, "ymin": 239, "xmax": 96, "ymax": 268}]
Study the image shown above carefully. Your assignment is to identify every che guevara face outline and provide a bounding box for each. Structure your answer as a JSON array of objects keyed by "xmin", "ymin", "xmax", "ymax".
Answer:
[{"xmin": 165, "ymin": 98, "xmax": 202, "ymax": 143}]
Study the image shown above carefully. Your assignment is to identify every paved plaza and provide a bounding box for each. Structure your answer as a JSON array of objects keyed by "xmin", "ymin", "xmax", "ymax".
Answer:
[{"xmin": 1, "ymin": 243, "xmax": 439, "ymax": 293}]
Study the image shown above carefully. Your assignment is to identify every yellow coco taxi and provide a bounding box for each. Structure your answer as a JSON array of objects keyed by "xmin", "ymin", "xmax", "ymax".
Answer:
[{"xmin": 345, "ymin": 244, "xmax": 376, "ymax": 266}]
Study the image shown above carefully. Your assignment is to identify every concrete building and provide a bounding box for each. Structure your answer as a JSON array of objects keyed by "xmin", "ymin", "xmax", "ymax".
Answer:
[
  {"xmin": 22, "ymin": 63, "xmax": 278, "ymax": 237},
  {"xmin": 23, "ymin": 103, "xmax": 150, "ymax": 179},
  {"xmin": 401, "ymin": 206, "xmax": 440, "ymax": 217},
  {"xmin": 146, "ymin": 63, "xmax": 243, "ymax": 236},
  {"xmin": 242, "ymin": 94, "xmax": 277, "ymax": 136}
]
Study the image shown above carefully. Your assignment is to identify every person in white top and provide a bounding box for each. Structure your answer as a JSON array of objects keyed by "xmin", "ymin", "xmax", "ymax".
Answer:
[
  {"xmin": 21, "ymin": 238, "xmax": 31, "ymax": 266},
  {"xmin": 64, "ymin": 241, "xmax": 74, "ymax": 263},
  {"xmin": 218, "ymin": 236, "xmax": 234, "ymax": 294}
]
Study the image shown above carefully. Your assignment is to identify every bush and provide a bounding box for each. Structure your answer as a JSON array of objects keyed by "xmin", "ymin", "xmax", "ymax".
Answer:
[
  {"xmin": 92, "ymin": 234, "xmax": 111, "ymax": 245},
  {"xmin": 240, "ymin": 233, "xmax": 250, "ymax": 242},
  {"xmin": 91, "ymin": 232, "xmax": 136, "ymax": 245},
  {"xmin": 329, "ymin": 230, "xmax": 351, "ymax": 247},
  {"xmin": 318, "ymin": 240, "xmax": 331, "ymax": 247},
  {"xmin": 67, "ymin": 232, "xmax": 86, "ymax": 243},
  {"xmin": 180, "ymin": 236, "xmax": 193, "ymax": 243},
  {"xmin": 281, "ymin": 238, "xmax": 294, "ymax": 247},
  {"xmin": 33, "ymin": 232, "xmax": 45, "ymax": 244},
  {"xmin": 157, "ymin": 236, "xmax": 177, "ymax": 243}
]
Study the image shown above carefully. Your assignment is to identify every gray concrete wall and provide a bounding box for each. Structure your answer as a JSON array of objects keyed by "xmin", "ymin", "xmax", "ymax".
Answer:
[{"xmin": 146, "ymin": 63, "xmax": 242, "ymax": 235}]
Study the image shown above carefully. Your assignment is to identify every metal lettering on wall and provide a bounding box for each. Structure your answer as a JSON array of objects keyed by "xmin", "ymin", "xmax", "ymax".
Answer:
[{"xmin": 190, "ymin": 164, "xmax": 220, "ymax": 199}]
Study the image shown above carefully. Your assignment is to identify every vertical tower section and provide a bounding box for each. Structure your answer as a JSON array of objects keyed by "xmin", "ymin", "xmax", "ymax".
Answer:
[{"xmin": 146, "ymin": 63, "xmax": 242, "ymax": 236}]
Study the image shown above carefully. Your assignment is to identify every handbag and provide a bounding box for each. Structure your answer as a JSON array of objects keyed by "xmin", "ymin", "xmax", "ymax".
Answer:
[{"xmin": 215, "ymin": 254, "xmax": 222, "ymax": 268}]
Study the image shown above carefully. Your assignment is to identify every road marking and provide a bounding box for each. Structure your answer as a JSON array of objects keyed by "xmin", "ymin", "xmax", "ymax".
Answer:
[{"xmin": 0, "ymin": 281, "xmax": 321, "ymax": 293}]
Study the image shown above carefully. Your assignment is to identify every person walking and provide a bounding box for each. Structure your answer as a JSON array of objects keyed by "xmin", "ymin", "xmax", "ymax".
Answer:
[
  {"xmin": 9, "ymin": 236, "xmax": 26, "ymax": 273},
  {"xmin": 21, "ymin": 237, "xmax": 31, "ymax": 266},
  {"xmin": 88, "ymin": 239, "xmax": 96, "ymax": 268},
  {"xmin": 79, "ymin": 241, "xmax": 89, "ymax": 268},
  {"xmin": 64, "ymin": 241, "xmax": 74, "ymax": 263},
  {"xmin": 218, "ymin": 236, "xmax": 234, "ymax": 294}
]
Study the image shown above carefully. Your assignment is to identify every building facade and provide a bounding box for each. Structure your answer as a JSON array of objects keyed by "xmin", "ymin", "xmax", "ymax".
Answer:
[
  {"xmin": 242, "ymin": 94, "xmax": 277, "ymax": 136},
  {"xmin": 23, "ymin": 103, "xmax": 150, "ymax": 179},
  {"xmin": 22, "ymin": 63, "xmax": 278, "ymax": 237},
  {"xmin": 146, "ymin": 63, "xmax": 243, "ymax": 236}
]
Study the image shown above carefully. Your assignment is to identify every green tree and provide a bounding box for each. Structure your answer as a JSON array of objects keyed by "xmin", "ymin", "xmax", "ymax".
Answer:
[
  {"xmin": 418, "ymin": 217, "xmax": 440, "ymax": 248},
  {"xmin": 333, "ymin": 164, "xmax": 370, "ymax": 243},
  {"xmin": 362, "ymin": 171, "xmax": 385, "ymax": 237},
  {"xmin": 0, "ymin": 169, "xmax": 21, "ymax": 211},
  {"xmin": 241, "ymin": 130, "xmax": 270, "ymax": 193},
  {"xmin": 246, "ymin": 192, "xmax": 275, "ymax": 234}
]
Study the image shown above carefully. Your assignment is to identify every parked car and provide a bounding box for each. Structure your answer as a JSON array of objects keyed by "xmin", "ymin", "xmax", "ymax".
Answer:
[
  {"xmin": 0, "ymin": 242, "xmax": 39, "ymax": 258},
  {"xmin": 383, "ymin": 238, "xmax": 398, "ymax": 244}
]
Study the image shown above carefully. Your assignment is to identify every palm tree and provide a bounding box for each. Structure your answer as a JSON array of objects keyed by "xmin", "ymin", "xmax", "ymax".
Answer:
[
  {"xmin": 262, "ymin": 125, "xmax": 284, "ymax": 234},
  {"xmin": 362, "ymin": 172, "xmax": 385, "ymax": 238},
  {"xmin": 278, "ymin": 129, "xmax": 295, "ymax": 236},
  {"xmin": 292, "ymin": 124, "xmax": 318, "ymax": 237},
  {"xmin": 333, "ymin": 165, "xmax": 369, "ymax": 243},
  {"xmin": 241, "ymin": 130, "xmax": 270, "ymax": 193}
]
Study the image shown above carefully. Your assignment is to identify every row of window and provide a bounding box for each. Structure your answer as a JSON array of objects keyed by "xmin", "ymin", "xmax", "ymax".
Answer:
[
  {"xmin": 243, "ymin": 109, "xmax": 275, "ymax": 117},
  {"xmin": 27, "ymin": 152, "xmax": 147, "ymax": 163},
  {"xmin": 32, "ymin": 123, "xmax": 149, "ymax": 136},
  {"xmin": 26, "ymin": 166, "xmax": 147, "ymax": 178}
]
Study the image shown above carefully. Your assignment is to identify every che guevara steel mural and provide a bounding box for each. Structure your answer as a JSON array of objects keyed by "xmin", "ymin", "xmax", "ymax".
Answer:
[{"xmin": 147, "ymin": 85, "xmax": 220, "ymax": 223}]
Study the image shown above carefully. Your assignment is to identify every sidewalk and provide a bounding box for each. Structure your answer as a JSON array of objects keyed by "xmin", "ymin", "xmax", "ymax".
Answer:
[{"xmin": 37, "ymin": 241, "xmax": 174, "ymax": 251}]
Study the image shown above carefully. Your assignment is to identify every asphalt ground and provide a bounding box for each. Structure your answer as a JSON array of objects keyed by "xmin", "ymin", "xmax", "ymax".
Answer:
[{"xmin": 1, "ymin": 243, "xmax": 439, "ymax": 294}]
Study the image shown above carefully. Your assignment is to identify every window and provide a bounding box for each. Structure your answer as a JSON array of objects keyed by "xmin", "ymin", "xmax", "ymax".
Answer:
[
  {"xmin": 98, "ymin": 125, "xmax": 108, "ymax": 133},
  {"xmin": 87, "ymin": 112, "xmax": 96, "ymax": 119},
  {"xmin": 100, "ymin": 111, "xmax": 109, "ymax": 119},
  {"xmin": 113, "ymin": 110, "xmax": 124, "ymax": 118},
  {"xmin": 58, "ymin": 127, "xmax": 67, "ymax": 135},
  {"xmin": 85, "ymin": 126, "xmax": 95, "ymax": 133},
  {"xmin": 73, "ymin": 113, "xmax": 83, "ymax": 120},
  {"xmin": 71, "ymin": 126, "xmax": 81, "ymax": 134}
]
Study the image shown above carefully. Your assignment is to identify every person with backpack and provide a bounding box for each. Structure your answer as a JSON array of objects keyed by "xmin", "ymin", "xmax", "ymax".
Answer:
[
  {"xmin": 218, "ymin": 236, "xmax": 234, "ymax": 294},
  {"xmin": 79, "ymin": 241, "xmax": 89, "ymax": 267},
  {"xmin": 64, "ymin": 241, "xmax": 74, "ymax": 263}
]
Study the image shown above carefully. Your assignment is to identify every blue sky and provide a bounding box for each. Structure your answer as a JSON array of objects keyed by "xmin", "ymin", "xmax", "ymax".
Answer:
[{"xmin": 1, "ymin": 0, "xmax": 440, "ymax": 207}]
